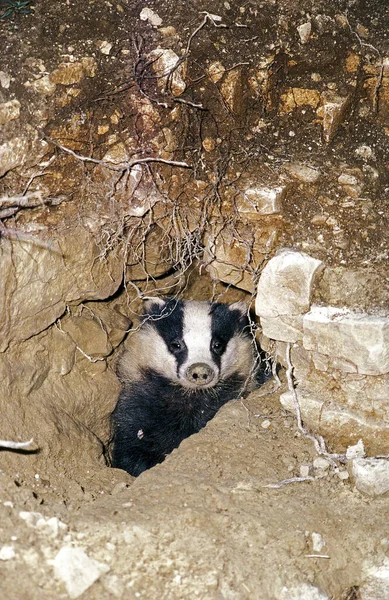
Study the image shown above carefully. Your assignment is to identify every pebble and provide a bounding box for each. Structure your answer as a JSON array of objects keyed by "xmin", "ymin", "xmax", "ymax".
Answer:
[
  {"xmin": 313, "ymin": 457, "xmax": 331, "ymax": 471},
  {"xmin": 349, "ymin": 458, "xmax": 389, "ymax": 497},
  {"xmin": 139, "ymin": 7, "xmax": 162, "ymax": 27},
  {"xmin": 0, "ymin": 545, "xmax": 15, "ymax": 561},
  {"xmin": 338, "ymin": 173, "xmax": 359, "ymax": 186},
  {"xmin": 297, "ymin": 22, "xmax": 312, "ymax": 44},
  {"xmin": 312, "ymin": 532, "xmax": 325, "ymax": 553},
  {"xmin": 53, "ymin": 546, "xmax": 110, "ymax": 599},
  {"xmin": 300, "ymin": 464, "xmax": 311, "ymax": 478},
  {"xmin": 261, "ymin": 419, "xmax": 271, "ymax": 429},
  {"xmin": 346, "ymin": 439, "xmax": 365, "ymax": 460}
]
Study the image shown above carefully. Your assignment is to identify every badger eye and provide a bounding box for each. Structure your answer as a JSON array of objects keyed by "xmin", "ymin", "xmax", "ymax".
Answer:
[
  {"xmin": 211, "ymin": 340, "xmax": 224, "ymax": 355},
  {"xmin": 170, "ymin": 340, "xmax": 182, "ymax": 352}
]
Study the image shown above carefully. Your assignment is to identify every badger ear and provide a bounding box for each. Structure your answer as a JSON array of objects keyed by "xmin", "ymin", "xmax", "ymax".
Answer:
[
  {"xmin": 142, "ymin": 296, "xmax": 166, "ymax": 315},
  {"xmin": 229, "ymin": 300, "xmax": 248, "ymax": 317}
]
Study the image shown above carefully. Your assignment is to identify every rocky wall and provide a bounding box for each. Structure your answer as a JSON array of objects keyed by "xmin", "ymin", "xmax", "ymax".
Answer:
[{"xmin": 255, "ymin": 248, "xmax": 389, "ymax": 456}]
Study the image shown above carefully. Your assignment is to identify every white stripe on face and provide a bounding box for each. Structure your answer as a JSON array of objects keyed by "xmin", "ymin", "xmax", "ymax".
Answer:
[{"xmin": 179, "ymin": 301, "xmax": 216, "ymax": 378}]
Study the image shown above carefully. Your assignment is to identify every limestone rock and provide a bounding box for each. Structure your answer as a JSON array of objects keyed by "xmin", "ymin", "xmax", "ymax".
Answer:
[
  {"xmin": 303, "ymin": 306, "xmax": 389, "ymax": 375},
  {"xmin": 207, "ymin": 61, "xmax": 225, "ymax": 83},
  {"xmin": 206, "ymin": 223, "xmax": 278, "ymax": 292},
  {"xmin": 0, "ymin": 99, "xmax": 21, "ymax": 125},
  {"xmin": 279, "ymin": 388, "xmax": 389, "ymax": 454},
  {"xmin": 235, "ymin": 184, "xmax": 287, "ymax": 217},
  {"xmin": 255, "ymin": 249, "xmax": 324, "ymax": 320},
  {"xmin": 53, "ymin": 546, "xmax": 109, "ymax": 598},
  {"xmin": 284, "ymin": 163, "xmax": 321, "ymax": 184},
  {"xmin": 149, "ymin": 48, "xmax": 186, "ymax": 97},
  {"xmin": 0, "ymin": 127, "xmax": 44, "ymax": 177},
  {"xmin": 360, "ymin": 561, "xmax": 389, "ymax": 600},
  {"xmin": 349, "ymin": 458, "xmax": 389, "ymax": 497},
  {"xmin": 278, "ymin": 583, "xmax": 328, "ymax": 600},
  {"xmin": 140, "ymin": 7, "xmax": 162, "ymax": 27},
  {"xmin": 220, "ymin": 68, "xmax": 245, "ymax": 115},
  {"xmin": 280, "ymin": 88, "xmax": 320, "ymax": 113},
  {"xmin": 260, "ymin": 314, "xmax": 304, "ymax": 343},
  {"xmin": 319, "ymin": 93, "xmax": 350, "ymax": 143},
  {"xmin": 50, "ymin": 58, "xmax": 96, "ymax": 85},
  {"xmin": 297, "ymin": 22, "xmax": 312, "ymax": 44}
]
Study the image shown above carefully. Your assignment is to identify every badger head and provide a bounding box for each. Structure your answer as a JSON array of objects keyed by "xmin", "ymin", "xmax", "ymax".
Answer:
[{"xmin": 117, "ymin": 297, "xmax": 256, "ymax": 390}]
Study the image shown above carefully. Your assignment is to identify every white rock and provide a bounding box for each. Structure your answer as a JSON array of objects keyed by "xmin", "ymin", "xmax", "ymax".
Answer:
[
  {"xmin": 19, "ymin": 511, "xmax": 44, "ymax": 527},
  {"xmin": 321, "ymin": 94, "xmax": 350, "ymax": 143},
  {"xmin": 338, "ymin": 173, "xmax": 359, "ymax": 186},
  {"xmin": 0, "ymin": 546, "xmax": 15, "ymax": 560},
  {"xmin": 355, "ymin": 145, "xmax": 374, "ymax": 160},
  {"xmin": 313, "ymin": 457, "xmax": 331, "ymax": 471},
  {"xmin": 360, "ymin": 561, "xmax": 389, "ymax": 599},
  {"xmin": 346, "ymin": 439, "xmax": 366, "ymax": 459},
  {"xmin": 0, "ymin": 99, "xmax": 21, "ymax": 125},
  {"xmin": 98, "ymin": 41, "xmax": 113, "ymax": 55},
  {"xmin": 0, "ymin": 71, "xmax": 11, "ymax": 89},
  {"xmin": 303, "ymin": 306, "xmax": 389, "ymax": 375},
  {"xmin": 238, "ymin": 185, "xmax": 287, "ymax": 215},
  {"xmin": 255, "ymin": 249, "xmax": 324, "ymax": 320},
  {"xmin": 278, "ymin": 582, "xmax": 328, "ymax": 600},
  {"xmin": 139, "ymin": 7, "xmax": 162, "ymax": 27},
  {"xmin": 312, "ymin": 532, "xmax": 325, "ymax": 552},
  {"xmin": 350, "ymin": 458, "xmax": 389, "ymax": 496},
  {"xmin": 285, "ymin": 163, "xmax": 321, "ymax": 183},
  {"xmin": 300, "ymin": 464, "xmax": 311, "ymax": 477},
  {"xmin": 53, "ymin": 546, "xmax": 110, "ymax": 599},
  {"xmin": 19, "ymin": 511, "xmax": 67, "ymax": 536},
  {"xmin": 297, "ymin": 22, "xmax": 312, "ymax": 44},
  {"xmin": 149, "ymin": 48, "xmax": 186, "ymax": 96},
  {"xmin": 260, "ymin": 314, "xmax": 304, "ymax": 343}
]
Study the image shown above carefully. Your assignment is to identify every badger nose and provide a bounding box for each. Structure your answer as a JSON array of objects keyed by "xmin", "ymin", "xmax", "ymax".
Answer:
[{"xmin": 185, "ymin": 363, "xmax": 215, "ymax": 386}]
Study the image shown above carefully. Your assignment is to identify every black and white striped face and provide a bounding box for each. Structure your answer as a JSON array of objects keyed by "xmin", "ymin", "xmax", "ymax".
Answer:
[{"xmin": 140, "ymin": 298, "xmax": 254, "ymax": 389}]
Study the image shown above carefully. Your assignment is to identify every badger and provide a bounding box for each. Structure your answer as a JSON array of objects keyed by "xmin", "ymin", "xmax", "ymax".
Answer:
[{"xmin": 111, "ymin": 297, "xmax": 269, "ymax": 476}]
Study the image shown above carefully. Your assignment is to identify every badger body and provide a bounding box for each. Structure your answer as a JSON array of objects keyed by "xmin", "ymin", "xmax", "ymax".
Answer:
[{"xmin": 111, "ymin": 297, "xmax": 269, "ymax": 476}]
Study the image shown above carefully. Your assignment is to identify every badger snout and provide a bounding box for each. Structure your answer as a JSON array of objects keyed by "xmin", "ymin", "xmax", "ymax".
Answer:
[{"xmin": 185, "ymin": 363, "xmax": 216, "ymax": 387}]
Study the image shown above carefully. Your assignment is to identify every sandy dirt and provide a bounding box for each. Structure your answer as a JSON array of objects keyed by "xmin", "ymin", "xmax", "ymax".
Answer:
[{"xmin": 1, "ymin": 378, "xmax": 388, "ymax": 599}]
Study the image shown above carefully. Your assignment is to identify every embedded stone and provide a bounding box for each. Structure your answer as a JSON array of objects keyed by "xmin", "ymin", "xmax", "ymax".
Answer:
[
  {"xmin": 349, "ymin": 458, "xmax": 389, "ymax": 497},
  {"xmin": 284, "ymin": 163, "xmax": 321, "ymax": 183},
  {"xmin": 319, "ymin": 93, "xmax": 350, "ymax": 143},
  {"xmin": 50, "ymin": 58, "xmax": 96, "ymax": 85},
  {"xmin": 359, "ymin": 561, "xmax": 389, "ymax": 600},
  {"xmin": 53, "ymin": 546, "xmax": 110, "ymax": 599},
  {"xmin": 255, "ymin": 249, "xmax": 324, "ymax": 320},
  {"xmin": 220, "ymin": 68, "xmax": 244, "ymax": 114},
  {"xmin": 207, "ymin": 61, "xmax": 225, "ymax": 83},
  {"xmin": 0, "ymin": 99, "xmax": 20, "ymax": 125},
  {"xmin": 236, "ymin": 185, "xmax": 287, "ymax": 216},
  {"xmin": 279, "ymin": 583, "xmax": 328, "ymax": 600},
  {"xmin": 297, "ymin": 22, "xmax": 312, "ymax": 44},
  {"xmin": 149, "ymin": 48, "xmax": 186, "ymax": 97},
  {"xmin": 260, "ymin": 314, "xmax": 303, "ymax": 343},
  {"xmin": 140, "ymin": 7, "xmax": 162, "ymax": 27},
  {"xmin": 279, "ymin": 391, "xmax": 324, "ymax": 426},
  {"xmin": 303, "ymin": 306, "xmax": 389, "ymax": 375},
  {"xmin": 280, "ymin": 88, "xmax": 321, "ymax": 113}
]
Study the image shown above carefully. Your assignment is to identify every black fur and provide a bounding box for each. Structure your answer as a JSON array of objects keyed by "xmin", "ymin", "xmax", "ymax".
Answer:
[{"xmin": 111, "ymin": 370, "xmax": 246, "ymax": 476}]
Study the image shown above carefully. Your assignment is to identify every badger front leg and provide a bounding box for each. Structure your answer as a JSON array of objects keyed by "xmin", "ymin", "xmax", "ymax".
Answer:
[{"xmin": 111, "ymin": 432, "xmax": 164, "ymax": 477}]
